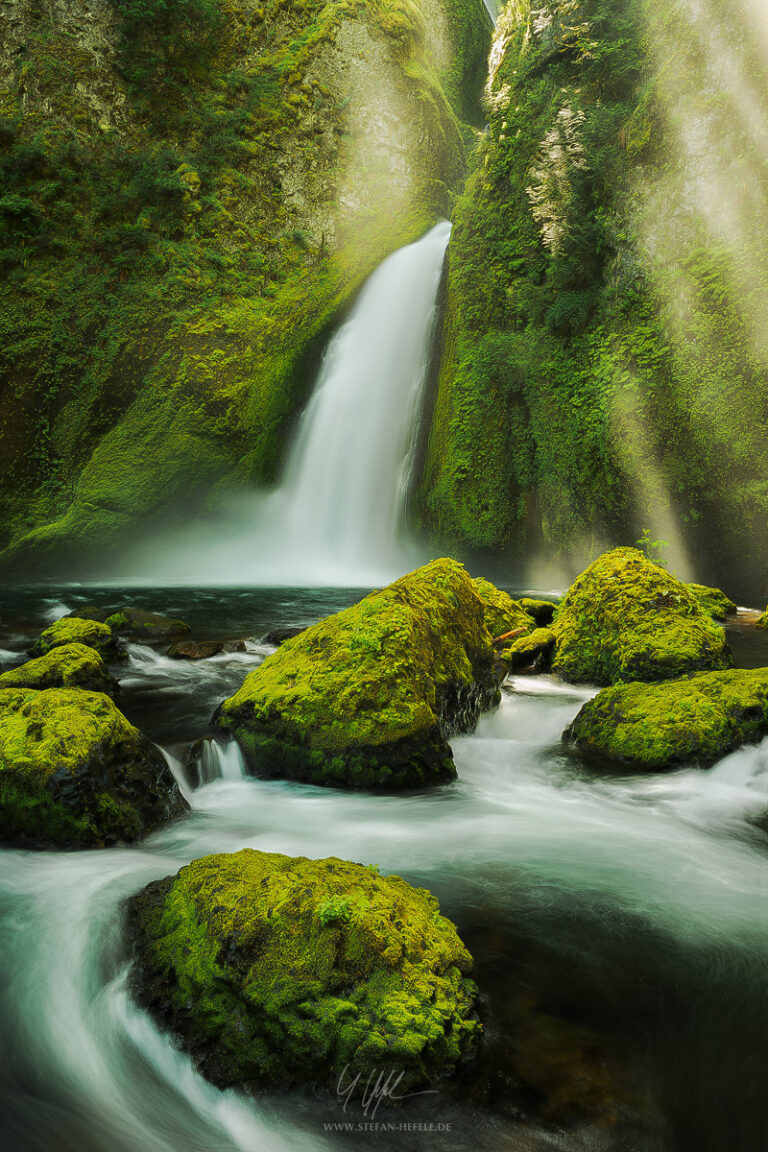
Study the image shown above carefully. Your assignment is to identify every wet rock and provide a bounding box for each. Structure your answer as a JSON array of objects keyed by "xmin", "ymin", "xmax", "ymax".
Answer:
[
  {"xmin": 66, "ymin": 606, "xmax": 190, "ymax": 642},
  {"xmin": 262, "ymin": 626, "xmax": 306, "ymax": 646},
  {"xmin": 499, "ymin": 628, "xmax": 555, "ymax": 674},
  {"xmin": 551, "ymin": 548, "xmax": 732, "ymax": 685},
  {"xmin": 565, "ymin": 668, "xmax": 768, "ymax": 770},
  {"xmin": 129, "ymin": 849, "xmax": 480, "ymax": 1091},
  {"xmin": 0, "ymin": 643, "xmax": 119, "ymax": 695},
  {"xmin": 214, "ymin": 558, "xmax": 499, "ymax": 789},
  {"xmin": 166, "ymin": 640, "xmax": 225, "ymax": 660},
  {"xmin": 0, "ymin": 688, "xmax": 186, "ymax": 847},
  {"xmin": 30, "ymin": 616, "xmax": 123, "ymax": 662},
  {"xmin": 518, "ymin": 598, "xmax": 558, "ymax": 626},
  {"xmin": 687, "ymin": 583, "xmax": 737, "ymax": 622}
]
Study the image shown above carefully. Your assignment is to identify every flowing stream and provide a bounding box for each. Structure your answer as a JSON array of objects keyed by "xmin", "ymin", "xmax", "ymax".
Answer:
[{"xmin": 2, "ymin": 590, "xmax": 768, "ymax": 1152}]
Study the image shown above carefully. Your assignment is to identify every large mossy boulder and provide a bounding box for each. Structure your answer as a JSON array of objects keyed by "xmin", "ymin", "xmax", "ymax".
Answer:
[
  {"xmin": 472, "ymin": 577, "xmax": 535, "ymax": 638},
  {"xmin": 29, "ymin": 617, "xmax": 122, "ymax": 661},
  {"xmin": 214, "ymin": 559, "xmax": 499, "ymax": 789},
  {"xmin": 0, "ymin": 688, "xmax": 185, "ymax": 847},
  {"xmin": 0, "ymin": 643, "xmax": 118, "ymax": 695},
  {"xmin": 551, "ymin": 548, "xmax": 732, "ymax": 686},
  {"xmin": 565, "ymin": 669, "xmax": 768, "ymax": 770},
  {"xmin": 129, "ymin": 850, "xmax": 480, "ymax": 1091}
]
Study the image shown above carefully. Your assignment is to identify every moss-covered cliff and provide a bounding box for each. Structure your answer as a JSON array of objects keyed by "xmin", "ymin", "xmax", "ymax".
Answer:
[
  {"xmin": 420, "ymin": 0, "xmax": 768, "ymax": 598},
  {"xmin": 0, "ymin": 0, "xmax": 489, "ymax": 575}
]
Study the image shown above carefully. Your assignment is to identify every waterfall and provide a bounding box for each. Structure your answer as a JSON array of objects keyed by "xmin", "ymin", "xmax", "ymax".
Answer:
[
  {"xmin": 249, "ymin": 221, "xmax": 451, "ymax": 585},
  {"xmin": 130, "ymin": 222, "xmax": 451, "ymax": 586}
]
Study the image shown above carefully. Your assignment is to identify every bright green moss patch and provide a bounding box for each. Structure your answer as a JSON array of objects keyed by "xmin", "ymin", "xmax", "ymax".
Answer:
[
  {"xmin": 519, "ymin": 598, "xmax": 557, "ymax": 627},
  {"xmin": 29, "ymin": 617, "xmax": 120, "ymax": 660},
  {"xmin": 565, "ymin": 669, "xmax": 768, "ymax": 770},
  {"xmin": 0, "ymin": 687, "xmax": 184, "ymax": 846},
  {"xmin": 471, "ymin": 577, "xmax": 535, "ymax": 639},
  {"xmin": 756, "ymin": 610, "xmax": 768, "ymax": 630},
  {"xmin": 551, "ymin": 548, "xmax": 732, "ymax": 686},
  {"xmin": 0, "ymin": 643, "xmax": 118, "ymax": 694},
  {"xmin": 129, "ymin": 849, "xmax": 481, "ymax": 1090},
  {"xmin": 499, "ymin": 627, "xmax": 555, "ymax": 672},
  {"xmin": 687, "ymin": 584, "xmax": 737, "ymax": 623},
  {"xmin": 215, "ymin": 558, "xmax": 499, "ymax": 788}
]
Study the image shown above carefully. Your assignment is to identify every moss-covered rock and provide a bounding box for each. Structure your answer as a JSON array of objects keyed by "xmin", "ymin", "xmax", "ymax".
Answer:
[
  {"xmin": 67, "ymin": 604, "xmax": 190, "ymax": 641},
  {"xmin": 551, "ymin": 548, "xmax": 732, "ymax": 686},
  {"xmin": 0, "ymin": 643, "xmax": 118, "ymax": 695},
  {"xmin": 472, "ymin": 577, "xmax": 535, "ymax": 639},
  {"xmin": 29, "ymin": 616, "xmax": 123, "ymax": 661},
  {"xmin": 687, "ymin": 584, "xmax": 737, "ymax": 622},
  {"xmin": 215, "ymin": 558, "xmax": 499, "ymax": 788},
  {"xmin": 565, "ymin": 669, "xmax": 768, "ymax": 771},
  {"xmin": 0, "ymin": 687, "xmax": 185, "ymax": 846},
  {"xmin": 499, "ymin": 627, "xmax": 555, "ymax": 673},
  {"xmin": 519, "ymin": 598, "xmax": 557, "ymax": 626},
  {"xmin": 129, "ymin": 849, "xmax": 480, "ymax": 1091},
  {"xmin": 757, "ymin": 610, "xmax": 768, "ymax": 630}
]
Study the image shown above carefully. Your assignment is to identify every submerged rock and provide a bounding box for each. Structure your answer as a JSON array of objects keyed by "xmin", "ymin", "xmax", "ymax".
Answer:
[
  {"xmin": 215, "ymin": 558, "xmax": 499, "ymax": 788},
  {"xmin": 68, "ymin": 607, "xmax": 190, "ymax": 643},
  {"xmin": 0, "ymin": 643, "xmax": 118, "ymax": 695},
  {"xmin": 30, "ymin": 616, "xmax": 122, "ymax": 661},
  {"xmin": 687, "ymin": 583, "xmax": 737, "ymax": 622},
  {"xmin": 565, "ymin": 669, "xmax": 768, "ymax": 770},
  {"xmin": 472, "ymin": 577, "xmax": 535, "ymax": 639},
  {"xmin": 0, "ymin": 688, "xmax": 185, "ymax": 847},
  {"xmin": 551, "ymin": 548, "xmax": 732, "ymax": 686},
  {"xmin": 129, "ymin": 849, "xmax": 480, "ymax": 1092}
]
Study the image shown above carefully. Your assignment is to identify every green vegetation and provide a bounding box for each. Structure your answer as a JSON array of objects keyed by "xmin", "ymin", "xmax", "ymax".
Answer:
[
  {"xmin": 420, "ymin": 0, "xmax": 768, "ymax": 596},
  {"xmin": 499, "ymin": 626, "xmax": 555, "ymax": 670},
  {"xmin": 0, "ymin": 643, "xmax": 118, "ymax": 694},
  {"xmin": 551, "ymin": 547, "xmax": 732, "ymax": 685},
  {"xmin": 29, "ymin": 617, "xmax": 121, "ymax": 660},
  {"xmin": 0, "ymin": 0, "xmax": 471, "ymax": 575},
  {"xmin": 0, "ymin": 687, "xmax": 184, "ymax": 846},
  {"xmin": 129, "ymin": 849, "xmax": 480, "ymax": 1090},
  {"xmin": 215, "ymin": 558, "xmax": 499, "ymax": 787},
  {"xmin": 566, "ymin": 669, "xmax": 768, "ymax": 769},
  {"xmin": 471, "ymin": 576, "xmax": 535, "ymax": 637},
  {"xmin": 687, "ymin": 583, "xmax": 737, "ymax": 623}
]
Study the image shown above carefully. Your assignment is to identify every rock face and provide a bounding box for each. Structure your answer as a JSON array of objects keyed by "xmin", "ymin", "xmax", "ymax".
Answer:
[
  {"xmin": 29, "ymin": 617, "xmax": 122, "ymax": 661},
  {"xmin": 129, "ymin": 849, "xmax": 480, "ymax": 1091},
  {"xmin": 0, "ymin": 688, "xmax": 185, "ymax": 847},
  {"xmin": 0, "ymin": 643, "xmax": 118, "ymax": 694},
  {"xmin": 565, "ymin": 670, "xmax": 768, "ymax": 770},
  {"xmin": 472, "ymin": 577, "xmax": 535, "ymax": 638},
  {"xmin": 215, "ymin": 558, "xmax": 499, "ymax": 788},
  {"xmin": 551, "ymin": 548, "xmax": 732, "ymax": 686}
]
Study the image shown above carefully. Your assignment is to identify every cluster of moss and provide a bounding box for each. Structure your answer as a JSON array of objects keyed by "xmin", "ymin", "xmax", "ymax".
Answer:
[
  {"xmin": 129, "ymin": 848, "xmax": 480, "ymax": 1090},
  {"xmin": 687, "ymin": 584, "xmax": 738, "ymax": 623},
  {"xmin": 551, "ymin": 547, "xmax": 732, "ymax": 685},
  {"xmin": 471, "ymin": 576, "xmax": 535, "ymax": 638},
  {"xmin": 0, "ymin": 0, "xmax": 485, "ymax": 575},
  {"xmin": 29, "ymin": 616, "xmax": 122, "ymax": 660},
  {"xmin": 0, "ymin": 643, "xmax": 118, "ymax": 694},
  {"xmin": 418, "ymin": 0, "xmax": 768, "ymax": 597},
  {"xmin": 565, "ymin": 669, "xmax": 768, "ymax": 770},
  {"xmin": 215, "ymin": 558, "xmax": 499, "ymax": 787},
  {"xmin": 0, "ymin": 686, "xmax": 184, "ymax": 846},
  {"xmin": 499, "ymin": 627, "xmax": 555, "ymax": 672}
]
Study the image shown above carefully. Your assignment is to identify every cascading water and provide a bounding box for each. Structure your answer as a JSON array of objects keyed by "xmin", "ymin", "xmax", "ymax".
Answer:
[
  {"xmin": 131, "ymin": 223, "xmax": 451, "ymax": 587},
  {"xmin": 250, "ymin": 221, "xmax": 451, "ymax": 585}
]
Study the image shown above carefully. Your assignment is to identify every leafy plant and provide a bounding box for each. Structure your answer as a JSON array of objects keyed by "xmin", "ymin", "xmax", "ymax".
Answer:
[
  {"xmin": 636, "ymin": 528, "xmax": 668, "ymax": 568},
  {"xmin": 317, "ymin": 896, "xmax": 353, "ymax": 927}
]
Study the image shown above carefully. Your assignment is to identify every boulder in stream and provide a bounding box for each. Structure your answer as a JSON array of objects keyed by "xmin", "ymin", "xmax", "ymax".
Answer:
[
  {"xmin": 30, "ymin": 616, "xmax": 123, "ymax": 661},
  {"xmin": 565, "ymin": 668, "xmax": 768, "ymax": 770},
  {"xmin": 214, "ymin": 559, "xmax": 499, "ymax": 788},
  {"xmin": 129, "ymin": 849, "xmax": 480, "ymax": 1091},
  {"xmin": 551, "ymin": 548, "xmax": 732, "ymax": 685},
  {"xmin": 0, "ymin": 688, "xmax": 185, "ymax": 847},
  {"xmin": 67, "ymin": 607, "xmax": 190, "ymax": 644},
  {"xmin": 0, "ymin": 643, "xmax": 118, "ymax": 695},
  {"xmin": 472, "ymin": 577, "xmax": 536, "ymax": 639}
]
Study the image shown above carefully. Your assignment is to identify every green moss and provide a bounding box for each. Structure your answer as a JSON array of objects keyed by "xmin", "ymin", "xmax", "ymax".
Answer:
[
  {"xmin": 471, "ymin": 576, "xmax": 535, "ymax": 638},
  {"xmin": 0, "ymin": 643, "xmax": 118, "ymax": 694},
  {"xmin": 758, "ymin": 611, "xmax": 768, "ymax": 630},
  {"xmin": 29, "ymin": 617, "xmax": 121, "ymax": 660},
  {"xmin": 551, "ymin": 547, "xmax": 732, "ymax": 685},
  {"xmin": 215, "ymin": 558, "xmax": 499, "ymax": 787},
  {"xmin": 687, "ymin": 583, "xmax": 737, "ymax": 622},
  {"xmin": 519, "ymin": 598, "xmax": 557, "ymax": 626},
  {"xmin": 499, "ymin": 627, "xmax": 555, "ymax": 670},
  {"xmin": 129, "ymin": 849, "xmax": 481, "ymax": 1090},
  {"xmin": 0, "ymin": 687, "xmax": 184, "ymax": 846},
  {"xmin": 565, "ymin": 668, "xmax": 768, "ymax": 770}
]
